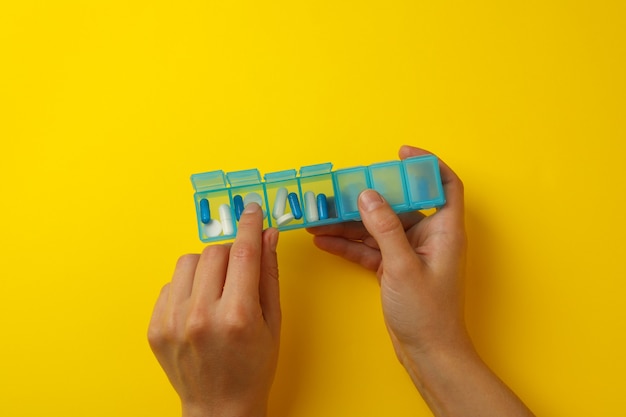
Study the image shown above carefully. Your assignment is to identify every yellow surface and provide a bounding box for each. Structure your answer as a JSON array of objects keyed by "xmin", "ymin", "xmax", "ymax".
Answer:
[{"xmin": 1, "ymin": 1, "xmax": 625, "ymax": 416}]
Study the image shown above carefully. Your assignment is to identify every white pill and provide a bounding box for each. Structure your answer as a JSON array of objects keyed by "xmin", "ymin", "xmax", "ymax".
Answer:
[
  {"xmin": 272, "ymin": 187, "xmax": 288, "ymax": 219},
  {"xmin": 304, "ymin": 191, "xmax": 319, "ymax": 222},
  {"xmin": 203, "ymin": 219, "xmax": 222, "ymax": 238},
  {"xmin": 243, "ymin": 192, "xmax": 267, "ymax": 218},
  {"xmin": 219, "ymin": 204, "xmax": 235, "ymax": 235},
  {"xmin": 276, "ymin": 213, "xmax": 294, "ymax": 226}
]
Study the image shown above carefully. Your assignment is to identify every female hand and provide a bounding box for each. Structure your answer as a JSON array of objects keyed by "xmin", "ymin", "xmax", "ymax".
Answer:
[
  {"xmin": 148, "ymin": 203, "xmax": 281, "ymax": 417},
  {"xmin": 308, "ymin": 146, "xmax": 533, "ymax": 416},
  {"xmin": 308, "ymin": 145, "xmax": 470, "ymax": 364}
]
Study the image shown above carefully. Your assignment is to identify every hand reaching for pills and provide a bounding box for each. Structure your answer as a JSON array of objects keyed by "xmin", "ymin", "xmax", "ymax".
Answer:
[{"xmin": 148, "ymin": 202, "xmax": 280, "ymax": 417}]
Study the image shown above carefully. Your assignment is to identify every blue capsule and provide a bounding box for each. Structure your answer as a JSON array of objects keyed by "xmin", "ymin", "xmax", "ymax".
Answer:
[
  {"xmin": 200, "ymin": 198, "xmax": 211, "ymax": 224},
  {"xmin": 233, "ymin": 194, "xmax": 244, "ymax": 221},
  {"xmin": 317, "ymin": 193, "xmax": 328, "ymax": 220},
  {"xmin": 287, "ymin": 192, "xmax": 303, "ymax": 220}
]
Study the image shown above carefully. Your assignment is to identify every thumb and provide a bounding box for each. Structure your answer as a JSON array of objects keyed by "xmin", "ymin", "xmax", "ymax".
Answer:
[{"xmin": 358, "ymin": 189, "xmax": 418, "ymax": 270}]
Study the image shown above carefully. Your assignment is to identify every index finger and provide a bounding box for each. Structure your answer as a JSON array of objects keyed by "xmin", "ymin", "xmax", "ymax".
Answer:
[{"xmin": 222, "ymin": 202, "xmax": 264, "ymax": 303}]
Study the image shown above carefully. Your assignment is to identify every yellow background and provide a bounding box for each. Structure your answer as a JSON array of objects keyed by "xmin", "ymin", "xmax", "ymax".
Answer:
[{"xmin": 1, "ymin": 1, "xmax": 625, "ymax": 416}]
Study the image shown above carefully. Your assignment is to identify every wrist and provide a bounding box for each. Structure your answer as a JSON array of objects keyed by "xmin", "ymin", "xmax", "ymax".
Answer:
[
  {"xmin": 400, "ymin": 334, "xmax": 535, "ymax": 417},
  {"xmin": 400, "ymin": 331, "xmax": 479, "ymax": 392},
  {"xmin": 181, "ymin": 400, "xmax": 267, "ymax": 417},
  {"xmin": 400, "ymin": 335, "xmax": 499, "ymax": 416}
]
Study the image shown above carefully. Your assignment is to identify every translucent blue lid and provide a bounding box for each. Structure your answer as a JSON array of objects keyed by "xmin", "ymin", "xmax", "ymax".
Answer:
[
  {"xmin": 190, "ymin": 170, "xmax": 227, "ymax": 192},
  {"xmin": 226, "ymin": 169, "xmax": 262, "ymax": 187}
]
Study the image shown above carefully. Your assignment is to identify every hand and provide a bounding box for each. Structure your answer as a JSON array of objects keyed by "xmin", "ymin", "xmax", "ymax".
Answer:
[
  {"xmin": 308, "ymin": 146, "xmax": 534, "ymax": 416},
  {"xmin": 148, "ymin": 203, "xmax": 281, "ymax": 417},
  {"xmin": 308, "ymin": 145, "xmax": 469, "ymax": 364}
]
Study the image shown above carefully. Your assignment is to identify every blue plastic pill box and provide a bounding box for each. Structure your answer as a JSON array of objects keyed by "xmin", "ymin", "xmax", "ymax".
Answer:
[{"xmin": 191, "ymin": 155, "xmax": 446, "ymax": 243}]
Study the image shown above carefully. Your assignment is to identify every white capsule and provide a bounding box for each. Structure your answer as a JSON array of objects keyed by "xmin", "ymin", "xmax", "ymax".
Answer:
[
  {"xmin": 203, "ymin": 219, "xmax": 223, "ymax": 238},
  {"xmin": 272, "ymin": 187, "xmax": 288, "ymax": 219},
  {"xmin": 243, "ymin": 192, "xmax": 267, "ymax": 218},
  {"xmin": 219, "ymin": 204, "xmax": 235, "ymax": 235},
  {"xmin": 304, "ymin": 191, "xmax": 319, "ymax": 222},
  {"xmin": 276, "ymin": 212, "xmax": 294, "ymax": 226}
]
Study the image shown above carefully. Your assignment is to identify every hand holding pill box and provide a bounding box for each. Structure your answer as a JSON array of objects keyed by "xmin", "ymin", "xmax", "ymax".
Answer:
[{"xmin": 191, "ymin": 155, "xmax": 446, "ymax": 243}]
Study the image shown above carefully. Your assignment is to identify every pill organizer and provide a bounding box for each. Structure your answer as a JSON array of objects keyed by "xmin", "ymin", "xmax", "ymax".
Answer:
[{"xmin": 191, "ymin": 154, "xmax": 446, "ymax": 243}]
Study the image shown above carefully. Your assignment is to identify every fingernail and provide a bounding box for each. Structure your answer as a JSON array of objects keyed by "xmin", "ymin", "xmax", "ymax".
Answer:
[
  {"xmin": 359, "ymin": 189, "xmax": 384, "ymax": 212},
  {"xmin": 243, "ymin": 202, "xmax": 261, "ymax": 214}
]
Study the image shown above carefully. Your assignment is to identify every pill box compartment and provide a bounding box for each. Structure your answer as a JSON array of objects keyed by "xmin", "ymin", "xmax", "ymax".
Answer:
[
  {"xmin": 195, "ymin": 190, "xmax": 235, "ymax": 241},
  {"xmin": 264, "ymin": 169, "xmax": 304, "ymax": 230},
  {"xmin": 229, "ymin": 186, "xmax": 271, "ymax": 227},
  {"xmin": 402, "ymin": 155, "xmax": 446, "ymax": 209},
  {"xmin": 298, "ymin": 163, "xmax": 340, "ymax": 227},
  {"xmin": 191, "ymin": 170, "xmax": 237, "ymax": 243},
  {"xmin": 368, "ymin": 161, "xmax": 410, "ymax": 211},
  {"xmin": 332, "ymin": 167, "xmax": 372, "ymax": 220},
  {"xmin": 226, "ymin": 169, "xmax": 271, "ymax": 231}
]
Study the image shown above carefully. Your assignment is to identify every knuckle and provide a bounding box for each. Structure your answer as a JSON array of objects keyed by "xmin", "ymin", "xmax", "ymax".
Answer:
[
  {"xmin": 176, "ymin": 253, "xmax": 199, "ymax": 269},
  {"xmin": 147, "ymin": 325, "xmax": 164, "ymax": 348},
  {"xmin": 162, "ymin": 316, "xmax": 179, "ymax": 341},
  {"xmin": 200, "ymin": 244, "xmax": 229, "ymax": 262},
  {"xmin": 372, "ymin": 210, "xmax": 403, "ymax": 237},
  {"xmin": 220, "ymin": 306, "xmax": 253, "ymax": 339},
  {"xmin": 147, "ymin": 318, "xmax": 176, "ymax": 349},
  {"xmin": 200, "ymin": 245, "xmax": 228, "ymax": 262},
  {"xmin": 230, "ymin": 241, "xmax": 258, "ymax": 261},
  {"xmin": 184, "ymin": 309, "xmax": 212, "ymax": 341}
]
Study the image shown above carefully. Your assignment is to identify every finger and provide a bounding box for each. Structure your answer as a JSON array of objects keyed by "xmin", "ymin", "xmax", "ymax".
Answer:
[
  {"xmin": 147, "ymin": 283, "xmax": 171, "ymax": 348},
  {"xmin": 312, "ymin": 235, "xmax": 382, "ymax": 272},
  {"xmin": 222, "ymin": 202, "xmax": 264, "ymax": 303},
  {"xmin": 399, "ymin": 145, "xmax": 465, "ymax": 225},
  {"xmin": 398, "ymin": 144, "xmax": 431, "ymax": 160},
  {"xmin": 306, "ymin": 211, "xmax": 426, "ymax": 239},
  {"xmin": 435, "ymin": 159, "xmax": 465, "ymax": 225},
  {"xmin": 363, "ymin": 236, "xmax": 379, "ymax": 249},
  {"xmin": 190, "ymin": 244, "xmax": 231, "ymax": 304},
  {"xmin": 167, "ymin": 254, "xmax": 200, "ymax": 307},
  {"xmin": 259, "ymin": 228, "xmax": 281, "ymax": 337},
  {"xmin": 358, "ymin": 189, "xmax": 418, "ymax": 271}
]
